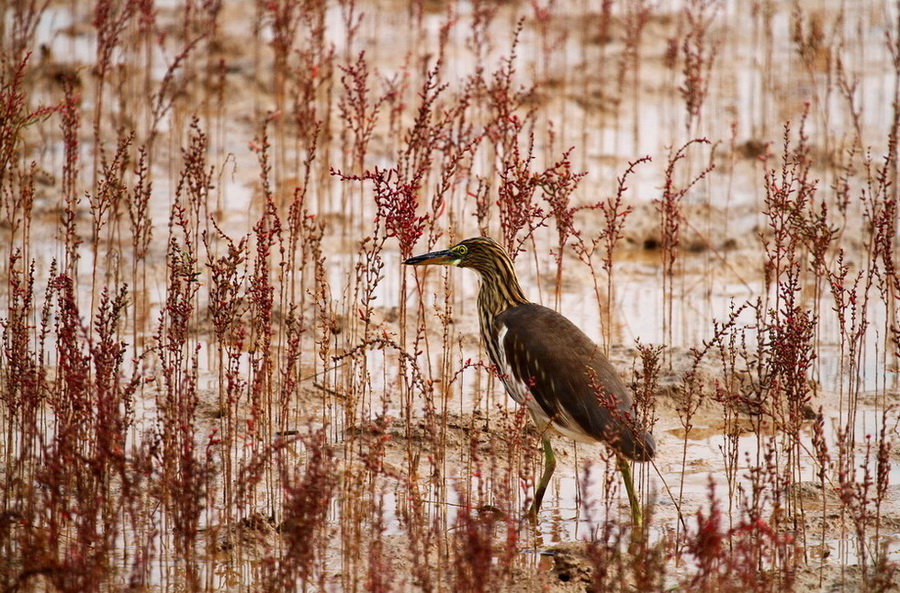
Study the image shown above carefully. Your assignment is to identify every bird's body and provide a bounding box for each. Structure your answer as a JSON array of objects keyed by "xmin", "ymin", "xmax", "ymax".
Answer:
[
  {"xmin": 405, "ymin": 236, "xmax": 654, "ymax": 524},
  {"xmin": 490, "ymin": 303, "xmax": 654, "ymax": 459}
]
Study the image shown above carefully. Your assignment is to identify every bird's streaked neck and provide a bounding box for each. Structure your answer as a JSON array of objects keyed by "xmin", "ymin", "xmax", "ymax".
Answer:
[{"xmin": 473, "ymin": 257, "xmax": 529, "ymax": 318}]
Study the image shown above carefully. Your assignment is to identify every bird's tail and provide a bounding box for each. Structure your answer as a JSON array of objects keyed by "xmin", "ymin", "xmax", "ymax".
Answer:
[
  {"xmin": 622, "ymin": 428, "xmax": 656, "ymax": 461},
  {"xmin": 605, "ymin": 419, "xmax": 656, "ymax": 462}
]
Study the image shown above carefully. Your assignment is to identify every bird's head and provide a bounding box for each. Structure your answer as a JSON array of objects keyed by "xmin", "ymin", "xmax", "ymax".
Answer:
[{"xmin": 403, "ymin": 237, "xmax": 510, "ymax": 273}]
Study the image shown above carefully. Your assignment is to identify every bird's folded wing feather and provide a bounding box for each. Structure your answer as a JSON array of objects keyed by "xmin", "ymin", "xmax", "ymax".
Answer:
[{"xmin": 494, "ymin": 303, "xmax": 654, "ymax": 460}]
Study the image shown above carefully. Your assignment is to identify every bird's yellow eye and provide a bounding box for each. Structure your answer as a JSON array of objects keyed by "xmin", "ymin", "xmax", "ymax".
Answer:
[{"xmin": 454, "ymin": 245, "xmax": 468, "ymax": 256}]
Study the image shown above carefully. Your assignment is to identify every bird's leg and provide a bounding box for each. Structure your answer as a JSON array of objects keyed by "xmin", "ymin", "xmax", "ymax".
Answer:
[
  {"xmin": 616, "ymin": 455, "xmax": 643, "ymax": 530},
  {"xmin": 527, "ymin": 436, "xmax": 556, "ymax": 523}
]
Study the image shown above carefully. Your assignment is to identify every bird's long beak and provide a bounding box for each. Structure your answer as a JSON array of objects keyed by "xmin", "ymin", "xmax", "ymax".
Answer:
[{"xmin": 403, "ymin": 248, "xmax": 458, "ymax": 266}]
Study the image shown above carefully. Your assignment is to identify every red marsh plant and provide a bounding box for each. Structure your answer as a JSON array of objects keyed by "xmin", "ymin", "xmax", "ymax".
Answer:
[
  {"xmin": 155, "ymin": 224, "xmax": 211, "ymax": 591},
  {"xmin": 680, "ymin": 478, "xmax": 797, "ymax": 593},
  {"xmin": 656, "ymin": 138, "xmax": 714, "ymax": 365},
  {"xmin": 536, "ymin": 146, "xmax": 587, "ymax": 308},
  {"xmin": 203, "ymin": 221, "xmax": 249, "ymax": 524},
  {"xmin": 617, "ymin": 0, "xmax": 652, "ymax": 144},
  {"xmin": 570, "ymin": 155, "xmax": 649, "ymax": 351},
  {"xmin": 677, "ymin": 0, "xmax": 722, "ymax": 136},
  {"xmin": 125, "ymin": 143, "xmax": 154, "ymax": 347},
  {"xmin": 269, "ymin": 429, "xmax": 338, "ymax": 592}
]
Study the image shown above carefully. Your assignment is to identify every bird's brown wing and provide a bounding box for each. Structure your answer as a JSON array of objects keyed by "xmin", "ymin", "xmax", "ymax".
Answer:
[{"xmin": 494, "ymin": 303, "xmax": 655, "ymax": 461}]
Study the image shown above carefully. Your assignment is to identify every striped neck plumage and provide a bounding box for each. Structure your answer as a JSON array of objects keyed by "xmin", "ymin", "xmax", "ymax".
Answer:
[{"xmin": 474, "ymin": 255, "xmax": 529, "ymax": 318}]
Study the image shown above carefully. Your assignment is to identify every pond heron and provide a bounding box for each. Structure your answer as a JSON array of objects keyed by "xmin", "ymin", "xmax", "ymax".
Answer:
[{"xmin": 405, "ymin": 237, "xmax": 655, "ymax": 526}]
